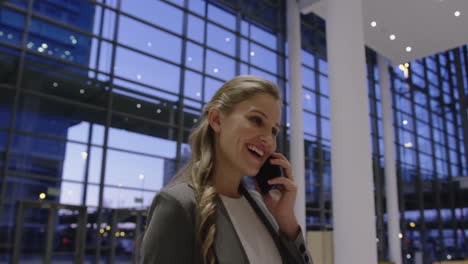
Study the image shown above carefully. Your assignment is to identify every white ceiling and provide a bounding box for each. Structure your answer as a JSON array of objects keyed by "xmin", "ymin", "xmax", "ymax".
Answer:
[{"xmin": 300, "ymin": 0, "xmax": 468, "ymax": 65}]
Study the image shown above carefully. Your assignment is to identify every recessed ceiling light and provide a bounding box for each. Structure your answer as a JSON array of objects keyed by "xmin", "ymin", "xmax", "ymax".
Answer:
[
  {"xmin": 454, "ymin": 11, "xmax": 461, "ymax": 17},
  {"xmin": 406, "ymin": 46, "xmax": 412, "ymax": 52},
  {"xmin": 389, "ymin": 34, "xmax": 396, "ymax": 40},
  {"xmin": 371, "ymin": 21, "xmax": 377, "ymax": 27}
]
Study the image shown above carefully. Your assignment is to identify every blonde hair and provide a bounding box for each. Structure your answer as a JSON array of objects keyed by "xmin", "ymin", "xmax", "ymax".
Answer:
[{"xmin": 171, "ymin": 75, "xmax": 280, "ymax": 264}]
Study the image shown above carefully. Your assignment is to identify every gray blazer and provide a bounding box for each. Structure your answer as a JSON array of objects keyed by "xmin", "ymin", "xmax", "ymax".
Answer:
[{"xmin": 140, "ymin": 182, "xmax": 313, "ymax": 264}]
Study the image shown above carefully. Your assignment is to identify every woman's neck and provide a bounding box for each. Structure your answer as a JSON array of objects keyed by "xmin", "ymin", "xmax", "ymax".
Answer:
[{"xmin": 211, "ymin": 162, "xmax": 243, "ymax": 198}]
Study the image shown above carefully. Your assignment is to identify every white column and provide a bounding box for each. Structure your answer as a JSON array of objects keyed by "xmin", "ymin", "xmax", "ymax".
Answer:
[
  {"xmin": 326, "ymin": 0, "xmax": 378, "ymax": 262},
  {"xmin": 378, "ymin": 54, "xmax": 402, "ymax": 264},
  {"xmin": 287, "ymin": 0, "xmax": 306, "ymax": 233}
]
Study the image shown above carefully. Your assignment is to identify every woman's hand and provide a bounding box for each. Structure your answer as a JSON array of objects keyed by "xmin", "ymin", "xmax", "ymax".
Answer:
[{"xmin": 254, "ymin": 152, "xmax": 300, "ymax": 240}]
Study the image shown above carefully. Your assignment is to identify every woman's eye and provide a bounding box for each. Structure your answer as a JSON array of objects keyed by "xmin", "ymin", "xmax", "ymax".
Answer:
[
  {"xmin": 272, "ymin": 128, "xmax": 278, "ymax": 136},
  {"xmin": 250, "ymin": 116, "xmax": 263, "ymax": 126}
]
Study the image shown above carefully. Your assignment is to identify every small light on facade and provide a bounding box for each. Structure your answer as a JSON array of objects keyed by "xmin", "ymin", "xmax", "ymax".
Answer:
[
  {"xmin": 187, "ymin": 57, "xmax": 192, "ymax": 62},
  {"xmin": 38, "ymin": 47, "xmax": 44, "ymax": 53},
  {"xmin": 139, "ymin": 174, "xmax": 145, "ymax": 180},
  {"xmin": 454, "ymin": 11, "xmax": 461, "ymax": 17},
  {"xmin": 39, "ymin": 193, "xmax": 46, "ymax": 200},
  {"xmin": 137, "ymin": 103, "xmax": 141, "ymax": 109},
  {"xmin": 193, "ymin": 118, "xmax": 198, "ymax": 123},
  {"xmin": 389, "ymin": 34, "xmax": 396, "ymax": 40},
  {"xmin": 196, "ymin": 92, "xmax": 201, "ymax": 97},
  {"xmin": 106, "ymin": 226, "xmax": 111, "ymax": 231},
  {"xmin": 80, "ymin": 89, "xmax": 85, "ymax": 94},
  {"xmin": 0, "ymin": 31, "xmax": 3, "ymax": 36},
  {"xmin": 115, "ymin": 232, "xmax": 120, "ymax": 237},
  {"xmin": 147, "ymin": 41, "xmax": 152, "ymax": 47},
  {"xmin": 402, "ymin": 120, "xmax": 408, "ymax": 125},
  {"xmin": 120, "ymin": 231, "xmax": 125, "ymax": 237},
  {"xmin": 447, "ymin": 254, "xmax": 452, "ymax": 260},
  {"xmin": 213, "ymin": 68, "xmax": 219, "ymax": 73},
  {"xmin": 99, "ymin": 228, "xmax": 105, "ymax": 234},
  {"xmin": 156, "ymin": 108, "xmax": 162, "ymax": 114},
  {"xmin": 404, "ymin": 63, "xmax": 409, "ymax": 68},
  {"xmin": 7, "ymin": 34, "xmax": 13, "ymax": 39},
  {"xmin": 371, "ymin": 21, "xmax": 377, "ymax": 27},
  {"xmin": 65, "ymin": 51, "xmax": 70, "ymax": 56},
  {"xmin": 53, "ymin": 82, "xmax": 58, "ymax": 87},
  {"xmin": 409, "ymin": 222, "xmax": 416, "ymax": 228},
  {"xmin": 286, "ymin": 123, "xmax": 290, "ymax": 127},
  {"xmin": 250, "ymin": 51, "xmax": 255, "ymax": 56},
  {"xmin": 42, "ymin": 43, "xmax": 48, "ymax": 49},
  {"xmin": 27, "ymin": 42, "xmax": 34, "ymax": 48},
  {"xmin": 81, "ymin": 151, "xmax": 88, "ymax": 159},
  {"xmin": 305, "ymin": 94, "xmax": 311, "ymax": 100},
  {"xmin": 404, "ymin": 142, "xmax": 413, "ymax": 148},
  {"xmin": 137, "ymin": 74, "xmax": 142, "ymax": 80},
  {"xmin": 225, "ymin": 37, "xmax": 231, "ymax": 42},
  {"xmin": 406, "ymin": 254, "xmax": 411, "ymax": 259},
  {"xmin": 398, "ymin": 233, "xmax": 403, "ymax": 239},
  {"xmin": 406, "ymin": 46, "xmax": 412, "ymax": 52}
]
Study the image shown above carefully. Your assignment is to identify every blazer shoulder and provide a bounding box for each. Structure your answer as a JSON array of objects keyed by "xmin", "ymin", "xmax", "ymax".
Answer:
[{"xmin": 156, "ymin": 182, "xmax": 197, "ymax": 215}]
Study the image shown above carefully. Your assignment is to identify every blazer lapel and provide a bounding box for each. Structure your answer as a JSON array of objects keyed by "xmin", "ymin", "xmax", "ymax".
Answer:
[{"xmin": 215, "ymin": 196, "xmax": 250, "ymax": 264}]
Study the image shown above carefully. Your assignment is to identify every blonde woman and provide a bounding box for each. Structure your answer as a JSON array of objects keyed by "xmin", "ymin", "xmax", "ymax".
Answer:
[{"xmin": 140, "ymin": 75, "xmax": 313, "ymax": 264}]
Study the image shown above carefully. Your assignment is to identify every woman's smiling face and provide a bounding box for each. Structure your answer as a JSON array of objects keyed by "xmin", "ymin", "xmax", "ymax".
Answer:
[{"xmin": 211, "ymin": 92, "xmax": 281, "ymax": 177}]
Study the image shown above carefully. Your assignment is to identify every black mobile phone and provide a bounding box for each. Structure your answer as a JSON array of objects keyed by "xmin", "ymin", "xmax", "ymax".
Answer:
[{"xmin": 255, "ymin": 157, "xmax": 282, "ymax": 194}]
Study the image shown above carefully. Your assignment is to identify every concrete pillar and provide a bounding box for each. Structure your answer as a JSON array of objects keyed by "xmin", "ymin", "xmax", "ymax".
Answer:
[
  {"xmin": 326, "ymin": 0, "xmax": 378, "ymax": 262},
  {"xmin": 287, "ymin": 0, "xmax": 306, "ymax": 233},
  {"xmin": 378, "ymin": 54, "xmax": 402, "ymax": 264}
]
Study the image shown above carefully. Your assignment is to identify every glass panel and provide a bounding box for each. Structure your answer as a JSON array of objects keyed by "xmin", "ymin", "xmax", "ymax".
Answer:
[
  {"xmin": 207, "ymin": 4, "xmax": 235, "ymax": 29},
  {"xmin": 32, "ymin": 1, "xmax": 95, "ymax": 32},
  {"xmin": 28, "ymin": 17, "xmax": 94, "ymax": 67},
  {"xmin": 303, "ymin": 111, "xmax": 316, "ymax": 135},
  {"xmin": 108, "ymin": 114, "xmax": 177, "ymax": 157},
  {"xmin": 320, "ymin": 96, "xmax": 329, "ymax": 118},
  {"xmin": 302, "ymin": 90, "xmax": 315, "ymax": 113},
  {"xmin": 118, "ymin": 15, "xmax": 182, "ymax": 64},
  {"xmin": 188, "ymin": 0, "xmax": 206, "ymax": 15},
  {"xmin": 103, "ymin": 186, "xmax": 156, "ymax": 209},
  {"xmin": 187, "ymin": 14, "xmax": 205, "ymax": 43},
  {"xmin": 62, "ymin": 142, "xmax": 102, "ymax": 183},
  {"xmin": 204, "ymin": 77, "xmax": 223, "ymax": 102},
  {"xmin": 302, "ymin": 66, "xmax": 316, "ymax": 90},
  {"xmin": 301, "ymin": 49, "xmax": 315, "ymax": 68},
  {"xmin": 59, "ymin": 181, "xmax": 83, "ymax": 205},
  {"xmin": 0, "ymin": 7, "xmax": 25, "ymax": 47},
  {"xmin": 207, "ymin": 23, "xmax": 235, "ymax": 56},
  {"xmin": 22, "ymin": 51, "xmax": 109, "ymax": 105},
  {"xmin": 184, "ymin": 70, "xmax": 203, "ymax": 101},
  {"xmin": 249, "ymin": 43, "xmax": 277, "ymax": 74},
  {"xmin": 251, "ymin": 24, "xmax": 276, "ymax": 50},
  {"xmin": 0, "ymin": 46, "xmax": 20, "ymax": 86},
  {"xmin": 205, "ymin": 50, "xmax": 235, "ymax": 80},
  {"xmin": 104, "ymin": 149, "xmax": 165, "ymax": 190},
  {"xmin": 115, "ymin": 47, "xmax": 180, "ymax": 94},
  {"xmin": 121, "ymin": 0, "xmax": 183, "ymax": 34},
  {"xmin": 9, "ymin": 134, "xmax": 65, "ymax": 178},
  {"xmin": 319, "ymin": 74, "xmax": 329, "ymax": 96},
  {"xmin": 185, "ymin": 41, "xmax": 204, "ymax": 71},
  {"xmin": 320, "ymin": 118, "xmax": 330, "ymax": 140},
  {"xmin": 15, "ymin": 94, "xmax": 106, "ymax": 141},
  {"xmin": 0, "ymin": 88, "xmax": 14, "ymax": 127}
]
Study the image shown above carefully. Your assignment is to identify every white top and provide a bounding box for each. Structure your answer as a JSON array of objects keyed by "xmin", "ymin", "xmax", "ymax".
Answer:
[{"xmin": 220, "ymin": 194, "xmax": 282, "ymax": 264}]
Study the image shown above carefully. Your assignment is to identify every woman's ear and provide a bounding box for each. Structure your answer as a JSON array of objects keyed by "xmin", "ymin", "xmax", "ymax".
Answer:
[{"xmin": 208, "ymin": 109, "xmax": 222, "ymax": 133}]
